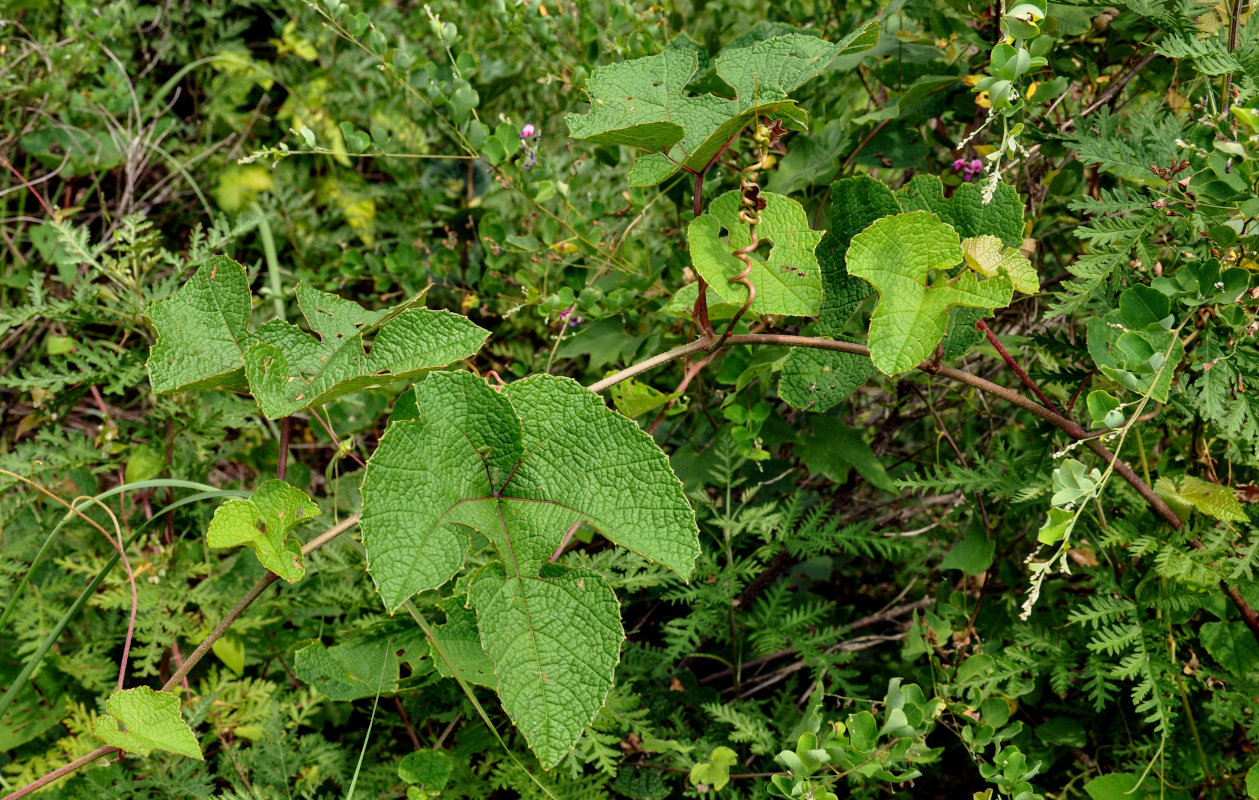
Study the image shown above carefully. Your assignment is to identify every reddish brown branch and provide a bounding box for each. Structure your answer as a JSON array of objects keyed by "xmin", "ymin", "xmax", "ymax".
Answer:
[
  {"xmin": 976, "ymin": 319, "xmax": 1061, "ymax": 414},
  {"xmin": 588, "ymin": 332, "xmax": 1259, "ymax": 643}
]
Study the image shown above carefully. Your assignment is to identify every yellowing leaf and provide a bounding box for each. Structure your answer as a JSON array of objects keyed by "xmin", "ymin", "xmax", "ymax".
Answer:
[
  {"xmin": 961, "ymin": 235, "xmax": 1040, "ymax": 294},
  {"xmin": 1155, "ymin": 475, "xmax": 1247, "ymax": 522},
  {"xmin": 214, "ymin": 166, "xmax": 275, "ymax": 213},
  {"xmin": 320, "ymin": 179, "xmax": 376, "ymax": 246}
]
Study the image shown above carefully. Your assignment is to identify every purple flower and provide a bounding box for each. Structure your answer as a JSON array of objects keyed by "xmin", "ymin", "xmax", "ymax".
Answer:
[
  {"xmin": 520, "ymin": 124, "xmax": 535, "ymax": 139},
  {"xmin": 954, "ymin": 157, "xmax": 985, "ymax": 182}
]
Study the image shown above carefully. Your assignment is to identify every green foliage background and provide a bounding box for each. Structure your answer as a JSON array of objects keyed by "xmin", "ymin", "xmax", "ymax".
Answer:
[{"xmin": 5, "ymin": 0, "xmax": 1259, "ymax": 798}]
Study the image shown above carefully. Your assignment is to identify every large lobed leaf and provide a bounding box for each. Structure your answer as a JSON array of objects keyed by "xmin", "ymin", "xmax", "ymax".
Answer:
[
  {"xmin": 566, "ymin": 26, "xmax": 878, "ymax": 187},
  {"xmin": 846, "ymin": 212, "xmax": 1013, "ymax": 376},
  {"xmin": 146, "ymin": 256, "xmax": 489, "ymax": 418},
  {"xmin": 360, "ymin": 371, "xmax": 699, "ymax": 766}
]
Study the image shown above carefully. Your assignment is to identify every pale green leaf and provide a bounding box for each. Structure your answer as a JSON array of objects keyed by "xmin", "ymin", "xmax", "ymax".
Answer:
[
  {"xmin": 245, "ymin": 283, "xmax": 489, "ymax": 419},
  {"xmin": 846, "ymin": 212, "xmax": 1013, "ymax": 375},
  {"xmin": 688, "ymin": 191, "xmax": 824, "ymax": 316},
  {"xmin": 205, "ymin": 480, "xmax": 319, "ymax": 582},
  {"xmin": 690, "ymin": 746, "xmax": 739, "ymax": 791},
  {"xmin": 146, "ymin": 256, "xmax": 253, "ymax": 394},
  {"xmin": 610, "ymin": 378, "xmax": 682, "ymax": 418},
  {"xmin": 567, "ymin": 27, "xmax": 878, "ymax": 187},
  {"xmin": 1155, "ymin": 475, "xmax": 1247, "ymax": 522},
  {"xmin": 93, "ymin": 687, "xmax": 203, "ymax": 760},
  {"xmin": 1086, "ymin": 311, "xmax": 1184, "ymax": 403}
]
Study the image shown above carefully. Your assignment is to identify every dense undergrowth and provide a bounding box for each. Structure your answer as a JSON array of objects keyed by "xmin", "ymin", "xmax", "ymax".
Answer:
[{"xmin": 5, "ymin": 0, "xmax": 1259, "ymax": 798}]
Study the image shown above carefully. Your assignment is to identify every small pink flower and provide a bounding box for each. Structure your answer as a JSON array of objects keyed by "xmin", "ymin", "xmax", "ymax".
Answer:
[
  {"xmin": 954, "ymin": 157, "xmax": 985, "ymax": 182},
  {"xmin": 520, "ymin": 124, "xmax": 536, "ymax": 139}
]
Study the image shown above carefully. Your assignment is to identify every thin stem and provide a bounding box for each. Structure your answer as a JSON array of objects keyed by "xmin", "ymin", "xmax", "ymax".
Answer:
[
  {"xmin": 1, "ymin": 747, "xmax": 117, "ymax": 800},
  {"xmin": 277, "ymin": 416, "xmax": 291, "ymax": 482},
  {"xmin": 976, "ymin": 318, "xmax": 1061, "ymax": 414},
  {"xmin": 586, "ymin": 332, "xmax": 1259, "ymax": 642}
]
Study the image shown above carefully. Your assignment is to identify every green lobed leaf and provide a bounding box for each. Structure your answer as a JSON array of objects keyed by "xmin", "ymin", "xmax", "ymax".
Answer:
[
  {"xmin": 146, "ymin": 255, "xmax": 253, "ymax": 394},
  {"xmin": 205, "ymin": 479, "xmax": 320, "ymax": 582},
  {"xmin": 360, "ymin": 371, "xmax": 699, "ymax": 766},
  {"xmin": 688, "ymin": 191, "xmax": 824, "ymax": 316},
  {"xmin": 895, "ymin": 175, "xmax": 1025, "ymax": 246},
  {"xmin": 427, "ymin": 603, "xmax": 497, "ymax": 688},
  {"xmin": 846, "ymin": 212, "xmax": 1013, "ymax": 376},
  {"xmin": 940, "ymin": 524, "xmax": 996, "ymax": 575},
  {"xmin": 778, "ymin": 348, "xmax": 874, "ymax": 412},
  {"xmin": 399, "ymin": 749, "xmax": 454, "ymax": 791},
  {"xmin": 93, "ymin": 687, "xmax": 203, "ymax": 760},
  {"xmin": 1200, "ymin": 620, "xmax": 1259, "ymax": 675},
  {"xmin": 566, "ymin": 27, "xmax": 878, "ymax": 187},
  {"xmin": 146, "ymin": 258, "xmax": 489, "ymax": 418},
  {"xmin": 796, "ymin": 417, "xmax": 894, "ymax": 491},
  {"xmin": 245, "ymin": 283, "xmax": 490, "ymax": 419}
]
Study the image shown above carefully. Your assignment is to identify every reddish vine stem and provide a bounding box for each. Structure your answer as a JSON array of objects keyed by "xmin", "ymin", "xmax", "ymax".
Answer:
[
  {"xmin": 689, "ymin": 168, "xmax": 716, "ymax": 339},
  {"xmin": 588, "ymin": 332, "xmax": 1259, "ymax": 643},
  {"xmin": 276, "ymin": 416, "xmax": 291, "ymax": 482},
  {"xmin": 0, "ymin": 153, "xmax": 56, "ymax": 219},
  {"xmin": 976, "ymin": 319, "xmax": 1061, "ymax": 414},
  {"xmin": 1066, "ymin": 367, "xmax": 1096, "ymax": 413}
]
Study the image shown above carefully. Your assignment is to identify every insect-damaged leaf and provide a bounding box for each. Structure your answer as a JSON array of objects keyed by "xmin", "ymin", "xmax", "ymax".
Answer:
[
  {"xmin": 205, "ymin": 479, "xmax": 319, "ymax": 582},
  {"xmin": 688, "ymin": 191, "xmax": 824, "ymax": 317}
]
